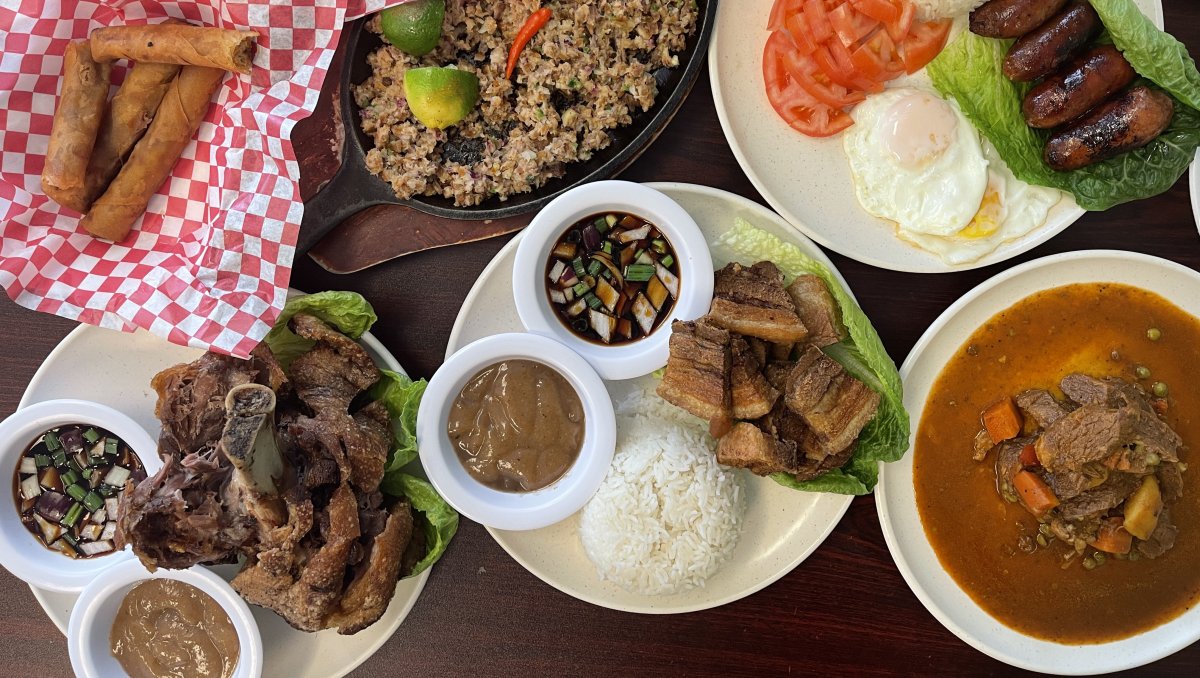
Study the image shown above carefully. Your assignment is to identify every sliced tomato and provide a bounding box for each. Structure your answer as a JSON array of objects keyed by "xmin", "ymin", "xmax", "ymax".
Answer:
[
  {"xmin": 784, "ymin": 12, "xmax": 820, "ymax": 56},
  {"xmin": 803, "ymin": 0, "xmax": 835, "ymax": 44},
  {"xmin": 849, "ymin": 28, "xmax": 896, "ymax": 81},
  {"xmin": 774, "ymin": 80, "xmax": 855, "ymax": 137},
  {"xmin": 884, "ymin": 0, "xmax": 916, "ymax": 42},
  {"xmin": 782, "ymin": 50, "xmax": 866, "ymax": 108},
  {"xmin": 763, "ymin": 30, "xmax": 792, "ymax": 92},
  {"xmin": 829, "ymin": 2, "xmax": 878, "ymax": 48},
  {"xmin": 768, "ymin": 0, "xmax": 805, "ymax": 30},
  {"xmin": 850, "ymin": 0, "xmax": 901, "ymax": 23},
  {"xmin": 899, "ymin": 19, "xmax": 952, "ymax": 73}
]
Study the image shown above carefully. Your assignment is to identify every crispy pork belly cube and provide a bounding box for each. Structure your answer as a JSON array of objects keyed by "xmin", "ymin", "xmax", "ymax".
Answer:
[
  {"xmin": 656, "ymin": 319, "xmax": 731, "ymax": 422},
  {"xmin": 708, "ymin": 262, "xmax": 808, "ymax": 343},
  {"xmin": 716, "ymin": 422, "xmax": 800, "ymax": 476},
  {"xmin": 785, "ymin": 274, "xmax": 845, "ymax": 347},
  {"xmin": 730, "ymin": 336, "xmax": 779, "ymax": 420},
  {"xmin": 785, "ymin": 346, "xmax": 881, "ymax": 453}
]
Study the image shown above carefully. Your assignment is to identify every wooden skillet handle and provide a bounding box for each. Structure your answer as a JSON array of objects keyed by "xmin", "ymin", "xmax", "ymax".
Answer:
[{"xmin": 308, "ymin": 205, "xmax": 529, "ymax": 274}]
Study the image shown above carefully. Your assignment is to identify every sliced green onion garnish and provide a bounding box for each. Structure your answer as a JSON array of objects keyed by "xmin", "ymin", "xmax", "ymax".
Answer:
[
  {"xmin": 586, "ymin": 260, "xmax": 603, "ymax": 276},
  {"xmin": 650, "ymin": 239, "xmax": 668, "ymax": 254},
  {"xmin": 69, "ymin": 458, "xmax": 84, "ymax": 475},
  {"xmin": 584, "ymin": 293, "xmax": 603, "ymax": 309},
  {"xmin": 82, "ymin": 428, "xmax": 99, "ymax": 444},
  {"xmin": 44, "ymin": 431, "xmax": 62, "ymax": 451},
  {"xmin": 605, "ymin": 214, "xmax": 618, "ymax": 228},
  {"xmin": 61, "ymin": 533, "xmax": 78, "ymax": 547},
  {"xmin": 624, "ymin": 264, "xmax": 655, "ymax": 282},
  {"xmin": 593, "ymin": 217, "xmax": 608, "ymax": 232},
  {"xmin": 573, "ymin": 281, "xmax": 591, "ymax": 296},
  {"xmin": 61, "ymin": 469, "xmax": 80, "ymax": 487},
  {"xmin": 601, "ymin": 241, "xmax": 613, "ymax": 255},
  {"xmin": 104, "ymin": 438, "xmax": 118, "ymax": 456},
  {"xmin": 98, "ymin": 484, "xmax": 118, "ymax": 498},
  {"xmin": 66, "ymin": 484, "xmax": 87, "ymax": 502},
  {"xmin": 82, "ymin": 491, "xmax": 104, "ymax": 512},
  {"xmin": 660, "ymin": 254, "xmax": 674, "ymax": 268},
  {"xmin": 61, "ymin": 503, "xmax": 83, "ymax": 528},
  {"xmin": 571, "ymin": 258, "xmax": 587, "ymax": 278},
  {"xmin": 34, "ymin": 454, "xmax": 51, "ymax": 469},
  {"xmin": 51, "ymin": 450, "xmax": 67, "ymax": 467}
]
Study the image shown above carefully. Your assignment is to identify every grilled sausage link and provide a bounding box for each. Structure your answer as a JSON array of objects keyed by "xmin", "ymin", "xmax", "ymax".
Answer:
[
  {"xmin": 1045, "ymin": 86, "xmax": 1175, "ymax": 171},
  {"xmin": 1003, "ymin": 2, "xmax": 1102, "ymax": 82},
  {"xmin": 969, "ymin": 0, "xmax": 1070, "ymax": 39},
  {"xmin": 1023, "ymin": 45, "xmax": 1137, "ymax": 129}
]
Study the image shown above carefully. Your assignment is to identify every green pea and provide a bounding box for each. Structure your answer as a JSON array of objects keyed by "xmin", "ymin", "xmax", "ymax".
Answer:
[
  {"xmin": 1152, "ymin": 382, "xmax": 1169, "ymax": 398},
  {"xmin": 1147, "ymin": 328, "xmax": 1162, "ymax": 341},
  {"xmin": 1135, "ymin": 366, "xmax": 1151, "ymax": 379},
  {"xmin": 1036, "ymin": 534, "xmax": 1048, "ymax": 547}
]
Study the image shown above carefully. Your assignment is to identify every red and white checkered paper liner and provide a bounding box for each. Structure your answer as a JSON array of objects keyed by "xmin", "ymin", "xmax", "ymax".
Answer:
[{"xmin": 0, "ymin": 0, "xmax": 401, "ymax": 357}]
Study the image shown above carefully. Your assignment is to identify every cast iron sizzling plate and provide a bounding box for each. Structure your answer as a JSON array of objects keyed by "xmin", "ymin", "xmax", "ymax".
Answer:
[{"xmin": 297, "ymin": 2, "xmax": 717, "ymax": 257}]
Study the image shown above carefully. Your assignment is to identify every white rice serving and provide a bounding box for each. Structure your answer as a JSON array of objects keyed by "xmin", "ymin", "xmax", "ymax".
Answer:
[
  {"xmin": 579, "ymin": 385, "xmax": 744, "ymax": 596},
  {"xmin": 912, "ymin": 0, "xmax": 986, "ymax": 20}
]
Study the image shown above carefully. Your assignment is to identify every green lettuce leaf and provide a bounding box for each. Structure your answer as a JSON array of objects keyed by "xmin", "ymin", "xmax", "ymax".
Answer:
[
  {"xmin": 374, "ymin": 369, "xmax": 427, "ymax": 473},
  {"xmin": 381, "ymin": 473, "xmax": 459, "ymax": 578},
  {"xmin": 1091, "ymin": 0, "xmax": 1200, "ymax": 110},
  {"xmin": 716, "ymin": 219, "xmax": 910, "ymax": 495},
  {"xmin": 264, "ymin": 291, "xmax": 379, "ymax": 367},
  {"xmin": 927, "ymin": 9, "xmax": 1200, "ymax": 212}
]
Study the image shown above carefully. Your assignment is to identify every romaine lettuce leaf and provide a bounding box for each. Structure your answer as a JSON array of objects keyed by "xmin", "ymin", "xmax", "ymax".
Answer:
[
  {"xmin": 374, "ymin": 369, "xmax": 427, "ymax": 473},
  {"xmin": 926, "ymin": 7, "xmax": 1200, "ymax": 212},
  {"xmin": 1091, "ymin": 0, "xmax": 1200, "ymax": 110},
  {"xmin": 716, "ymin": 219, "xmax": 909, "ymax": 495},
  {"xmin": 381, "ymin": 473, "xmax": 459, "ymax": 578},
  {"xmin": 264, "ymin": 291, "xmax": 379, "ymax": 367}
]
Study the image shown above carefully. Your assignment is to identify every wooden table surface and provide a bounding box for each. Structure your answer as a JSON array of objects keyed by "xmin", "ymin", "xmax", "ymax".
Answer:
[{"xmin": 3, "ymin": 3, "xmax": 1200, "ymax": 676}]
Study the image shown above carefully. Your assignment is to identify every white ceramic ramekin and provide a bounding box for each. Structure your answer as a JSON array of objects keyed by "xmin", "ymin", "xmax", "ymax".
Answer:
[
  {"xmin": 0, "ymin": 399, "xmax": 161, "ymax": 592},
  {"xmin": 417, "ymin": 332, "xmax": 616, "ymax": 531},
  {"xmin": 513, "ymin": 180, "xmax": 714, "ymax": 380},
  {"xmin": 68, "ymin": 558, "xmax": 263, "ymax": 678}
]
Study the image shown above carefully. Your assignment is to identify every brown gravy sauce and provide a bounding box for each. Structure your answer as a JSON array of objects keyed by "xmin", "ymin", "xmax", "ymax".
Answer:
[
  {"xmin": 914, "ymin": 283, "xmax": 1200, "ymax": 643},
  {"xmin": 447, "ymin": 359, "xmax": 584, "ymax": 492},
  {"xmin": 110, "ymin": 579, "xmax": 240, "ymax": 678}
]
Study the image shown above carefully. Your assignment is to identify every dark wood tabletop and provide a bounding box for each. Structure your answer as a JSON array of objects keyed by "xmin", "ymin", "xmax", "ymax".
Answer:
[{"xmin": 3, "ymin": 3, "xmax": 1200, "ymax": 676}]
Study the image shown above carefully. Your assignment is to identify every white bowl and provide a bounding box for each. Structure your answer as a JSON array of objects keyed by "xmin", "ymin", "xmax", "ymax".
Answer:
[
  {"xmin": 877, "ymin": 250, "xmax": 1200, "ymax": 674},
  {"xmin": 513, "ymin": 180, "xmax": 714, "ymax": 380},
  {"xmin": 68, "ymin": 559, "xmax": 263, "ymax": 678},
  {"xmin": 417, "ymin": 333, "xmax": 616, "ymax": 531},
  {"xmin": 0, "ymin": 399, "xmax": 162, "ymax": 593}
]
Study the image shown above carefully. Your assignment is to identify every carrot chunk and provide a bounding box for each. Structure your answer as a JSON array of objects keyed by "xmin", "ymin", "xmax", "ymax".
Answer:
[
  {"xmin": 1089, "ymin": 517, "xmax": 1133, "ymax": 554},
  {"xmin": 1013, "ymin": 470, "xmax": 1059, "ymax": 517},
  {"xmin": 982, "ymin": 397, "xmax": 1023, "ymax": 444}
]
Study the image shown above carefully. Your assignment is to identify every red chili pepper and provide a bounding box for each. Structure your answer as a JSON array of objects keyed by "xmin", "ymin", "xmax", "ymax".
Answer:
[{"xmin": 505, "ymin": 7, "xmax": 553, "ymax": 80}]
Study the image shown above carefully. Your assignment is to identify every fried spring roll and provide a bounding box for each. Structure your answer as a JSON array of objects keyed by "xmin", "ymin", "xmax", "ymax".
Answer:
[
  {"xmin": 90, "ymin": 24, "xmax": 258, "ymax": 75},
  {"xmin": 80, "ymin": 61, "xmax": 182, "ymax": 208},
  {"xmin": 81, "ymin": 66, "xmax": 224, "ymax": 242},
  {"xmin": 41, "ymin": 40, "xmax": 111, "ymax": 213}
]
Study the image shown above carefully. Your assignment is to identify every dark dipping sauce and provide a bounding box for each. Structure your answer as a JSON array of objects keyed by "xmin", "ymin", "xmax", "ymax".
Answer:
[
  {"xmin": 13, "ymin": 424, "xmax": 146, "ymax": 559},
  {"xmin": 545, "ymin": 211, "xmax": 680, "ymax": 345},
  {"xmin": 914, "ymin": 283, "xmax": 1200, "ymax": 643},
  {"xmin": 447, "ymin": 360, "xmax": 585, "ymax": 492}
]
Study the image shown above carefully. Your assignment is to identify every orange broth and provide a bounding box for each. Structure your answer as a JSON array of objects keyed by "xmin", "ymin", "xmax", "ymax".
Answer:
[{"xmin": 914, "ymin": 283, "xmax": 1200, "ymax": 643}]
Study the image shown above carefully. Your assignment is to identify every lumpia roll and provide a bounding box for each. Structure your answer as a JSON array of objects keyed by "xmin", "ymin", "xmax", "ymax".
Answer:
[
  {"xmin": 41, "ymin": 40, "xmax": 111, "ymax": 213},
  {"xmin": 81, "ymin": 66, "xmax": 224, "ymax": 242},
  {"xmin": 81, "ymin": 61, "xmax": 182, "ymax": 207},
  {"xmin": 91, "ymin": 25, "xmax": 258, "ymax": 75}
]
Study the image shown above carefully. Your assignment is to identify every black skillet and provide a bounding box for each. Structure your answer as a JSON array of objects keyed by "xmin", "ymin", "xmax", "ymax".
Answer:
[{"xmin": 296, "ymin": 1, "xmax": 718, "ymax": 254}]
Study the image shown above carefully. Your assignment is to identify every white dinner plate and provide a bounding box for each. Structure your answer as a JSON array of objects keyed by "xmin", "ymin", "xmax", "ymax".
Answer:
[
  {"xmin": 19, "ymin": 322, "xmax": 428, "ymax": 678},
  {"xmin": 876, "ymin": 250, "xmax": 1200, "ymax": 673},
  {"xmin": 709, "ymin": 0, "xmax": 1164, "ymax": 273},
  {"xmin": 1191, "ymin": 150, "xmax": 1199, "ymax": 232},
  {"xmin": 447, "ymin": 182, "xmax": 856, "ymax": 613}
]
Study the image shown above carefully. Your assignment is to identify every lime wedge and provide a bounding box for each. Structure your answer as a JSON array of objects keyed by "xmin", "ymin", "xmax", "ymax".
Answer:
[
  {"xmin": 404, "ymin": 67, "xmax": 480, "ymax": 129},
  {"xmin": 380, "ymin": 0, "xmax": 445, "ymax": 57}
]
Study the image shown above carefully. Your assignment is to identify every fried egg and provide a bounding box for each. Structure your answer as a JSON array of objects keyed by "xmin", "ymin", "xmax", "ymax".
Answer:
[{"xmin": 843, "ymin": 87, "xmax": 1063, "ymax": 264}]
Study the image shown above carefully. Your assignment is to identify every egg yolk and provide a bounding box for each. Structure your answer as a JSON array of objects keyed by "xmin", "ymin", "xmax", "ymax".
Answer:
[
  {"xmin": 880, "ymin": 93, "xmax": 958, "ymax": 167},
  {"xmin": 960, "ymin": 175, "xmax": 1006, "ymax": 239}
]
